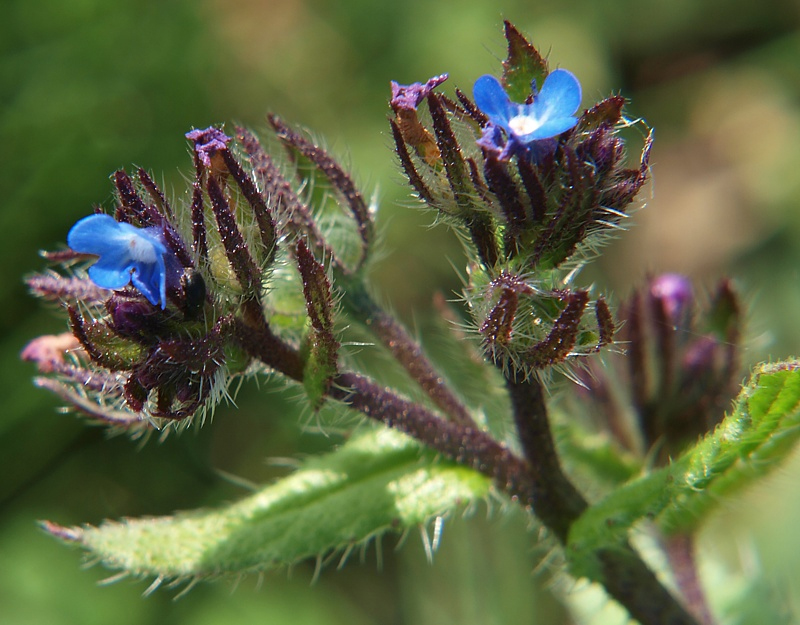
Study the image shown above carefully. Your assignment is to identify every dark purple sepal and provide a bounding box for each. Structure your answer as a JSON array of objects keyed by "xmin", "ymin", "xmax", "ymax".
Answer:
[
  {"xmin": 482, "ymin": 151, "xmax": 527, "ymax": 258},
  {"xmin": 189, "ymin": 178, "xmax": 208, "ymax": 261},
  {"xmin": 206, "ymin": 175, "xmax": 262, "ymax": 299},
  {"xmin": 516, "ymin": 157, "xmax": 547, "ymax": 224},
  {"xmin": 220, "ymin": 149, "xmax": 278, "ymax": 265},
  {"xmin": 454, "ymin": 88, "xmax": 488, "ymax": 126},
  {"xmin": 594, "ymin": 297, "xmax": 616, "ymax": 349},
  {"xmin": 269, "ymin": 114, "xmax": 373, "ymax": 269},
  {"xmin": 129, "ymin": 317, "xmax": 229, "ymax": 420},
  {"xmin": 113, "ymin": 170, "xmax": 161, "ymax": 227},
  {"xmin": 26, "ymin": 274, "xmax": 110, "ymax": 304},
  {"xmin": 236, "ymin": 126, "xmax": 337, "ymax": 266},
  {"xmin": 68, "ymin": 306, "xmax": 145, "ymax": 371},
  {"xmin": 137, "ymin": 168, "xmax": 175, "ymax": 221},
  {"xmin": 480, "ymin": 273, "xmax": 536, "ymax": 362},
  {"xmin": 575, "ymin": 95, "xmax": 627, "ymax": 133},
  {"xmin": 296, "ymin": 240, "xmax": 339, "ymax": 408},
  {"xmin": 481, "ymin": 288, "xmax": 519, "ymax": 361},
  {"xmin": 427, "ymin": 93, "xmax": 473, "ymax": 213},
  {"xmin": 389, "ymin": 118, "xmax": 435, "ymax": 205},
  {"xmin": 520, "ymin": 290, "xmax": 590, "ymax": 370}
]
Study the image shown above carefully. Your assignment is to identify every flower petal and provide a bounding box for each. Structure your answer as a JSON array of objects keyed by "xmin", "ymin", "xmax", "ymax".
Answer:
[
  {"xmin": 390, "ymin": 74, "xmax": 448, "ymax": 111},
  {"xmin": 87, "ymin": 262, "xmax": 134, "ymax": 290},
  {"xmin": 130, "ymin": 258, "xmax": 166, "ymax": 308},
  {"xmin": 473, "ymin": 75, "xmax": 514, "ymax": 126},
  {"xmin": 535, "ymin": 69, "xmax": 582, "ymax": 120},
  {"xmin": 68, "ymin": 213, "xmax": 170, "ymax": 308},
  {"xmin": 67, "ymin": 214, "xmax": 121, "ymax": 256},
  {"xmin": 524, "ymin": 116, "xmax": 581, "ymax": 142}
]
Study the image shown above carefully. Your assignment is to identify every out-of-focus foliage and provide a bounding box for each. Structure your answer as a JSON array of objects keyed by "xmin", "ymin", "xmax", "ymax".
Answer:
[{"xmin": 3, "ymin": 0, "xmax": 800, "ymax": 623}]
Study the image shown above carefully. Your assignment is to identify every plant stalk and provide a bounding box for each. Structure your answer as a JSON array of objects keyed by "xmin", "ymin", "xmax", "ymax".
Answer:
[
  {"xmin": 238, "ymin": 319, "xmax": 699, "ymax": 625},
  {"xmin": 339, "ymin": 279, "xmax": 477, "ymax": 428},
  {"xmin": 504, "ymin": 371, "xmax": 699, "ymax": 625}
]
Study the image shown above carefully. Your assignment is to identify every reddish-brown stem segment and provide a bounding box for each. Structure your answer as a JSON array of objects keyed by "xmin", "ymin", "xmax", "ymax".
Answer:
[
  {"xmin": 505, "ymin": 371, "xmax": 698, "ymax": 625},
  {"xmin": 505, "ymin": 372, "xmax": 587, "ymax": 540},
  {"xmin": 663, "ymin": 533, "xmax": 716, "ymax": 625},
  {"xmin": 330, "ymin": 371, "xmax": 538, "ymax": 503},
  {"xmin": 340, "ymin": 279, "xmax": 477, "ymax": 428},
  {"xmin": 234, "ymin": 318, "xmax": 698, "ymax": 625}
]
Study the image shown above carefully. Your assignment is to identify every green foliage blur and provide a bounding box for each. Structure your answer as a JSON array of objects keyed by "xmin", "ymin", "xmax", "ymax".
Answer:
[{"xmin": 3, "ymin": 0, "xmax": 800, "ymax": 623}]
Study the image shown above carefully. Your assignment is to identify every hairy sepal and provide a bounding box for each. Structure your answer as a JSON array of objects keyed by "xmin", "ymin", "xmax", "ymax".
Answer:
[
  {"xmin": 297, "ymin": 240, "xmax": 339, "ymax": 408},
  {"xmin": 44, "ymin": 427, "xmax": 490, "ymax": 584},
  {"xmin": 501, "ymin": 21, "xmax": 548, "ymax": 104}
]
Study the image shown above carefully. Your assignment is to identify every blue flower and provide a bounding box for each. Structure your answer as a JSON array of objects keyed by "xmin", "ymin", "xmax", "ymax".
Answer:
[
  {"xmin": 68, "ymin": 214, "xmax": 171, "ymax": 309},
  {"xmin": 473, "ymin": 69, "xmax": 582, "ymax": 159}
]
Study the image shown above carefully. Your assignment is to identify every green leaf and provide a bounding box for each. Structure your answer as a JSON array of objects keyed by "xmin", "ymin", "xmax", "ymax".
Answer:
[
  {"xmin": 555, "ymin": 421, "xmax": 640, "ymax": 487},
  {"xmin": 659, "ymin": 361, "xmax": 800, "ymax": 533},
  {"xmin": 44, "ymin": 427, "xmax": 490, "ymax": 584},
  {"xmin": 501, "ymin": 21, "xmax": 548, "ymax": 104},
  {"xmin": 567, "ymin": 361, "xmax": 800, "ymax": 577}
]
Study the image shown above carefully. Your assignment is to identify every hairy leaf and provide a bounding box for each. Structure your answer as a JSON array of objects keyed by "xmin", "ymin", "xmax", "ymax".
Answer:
[
  {"xmin": 44, "ymin": 427, "xmax": 490, "ymax": 584},
  {"xmin": 567, "ymin": 361, "xmax": 800, "ymax": 577}
]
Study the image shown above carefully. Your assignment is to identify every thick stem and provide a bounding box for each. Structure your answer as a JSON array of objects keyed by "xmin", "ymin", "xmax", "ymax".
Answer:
[
  {"xmin": 505, "ymin": 372, "xmax": 698, "ymax": 625},
  {"xmin": 330, "ymin": 371, "xmax": 537, "ymax": 505},
  {"xmin": 505, "ymin": 371, "xmax": 587, "ymax": 540},
  {"xmin": 238, "ymin": 320, "xmax": 698, "ymax": 625},
  {"xmin": 597, "ymin": 548, "xmax": 701, "ymax": 625},
  {"xmin": 232, "ymin": 317, "xmax": 305, "ymax": 382}
]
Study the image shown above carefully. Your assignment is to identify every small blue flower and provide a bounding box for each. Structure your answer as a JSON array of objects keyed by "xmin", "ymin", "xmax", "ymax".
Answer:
[
  {"xmin": 473, "ymin": 69, "xmax": 582, "ymax": 159},
  {"xmin": 67, "ymin": 214, "xmax": 170, "ymax": 309}
]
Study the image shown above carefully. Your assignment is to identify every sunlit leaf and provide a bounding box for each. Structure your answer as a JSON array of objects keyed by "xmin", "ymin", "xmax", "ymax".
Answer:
[
  {"xmin": 567, "ymin": 361, "xmax": 800, "ymax": 576},
  {"xmin": 44, "ymin": 427, "xmax": 490, "ymax": 584}
]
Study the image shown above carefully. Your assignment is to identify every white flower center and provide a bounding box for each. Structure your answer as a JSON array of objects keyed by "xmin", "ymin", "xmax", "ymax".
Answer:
[
  {"xmin": 508, "ymin": 114, "xmax": 542, "ymax": 136},
  {"xmin": 124, "ymin": 233, "xmax": 159, "ymax": 263}
]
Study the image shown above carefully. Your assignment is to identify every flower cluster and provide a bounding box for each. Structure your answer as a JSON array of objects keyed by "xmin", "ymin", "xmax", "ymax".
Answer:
[
  {"xmin": 24, "ymin": 123, "xmax": 358, "ymax": 428},
  {"xmin": 389, "ymin": 20, "xmax": 651, "ymax": 373},
  {"xmin": 575, "ymin": 274, "xmax": 742, "ymax": 462},
  {"xmin": 24, "ymin": 22, "xmax": 651, "ymax": 425}
]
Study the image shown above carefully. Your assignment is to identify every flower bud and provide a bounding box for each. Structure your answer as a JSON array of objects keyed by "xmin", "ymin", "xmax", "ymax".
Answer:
[{"xmin": 577, "ymin": 274, "xmax": 742, "ymax": 463}]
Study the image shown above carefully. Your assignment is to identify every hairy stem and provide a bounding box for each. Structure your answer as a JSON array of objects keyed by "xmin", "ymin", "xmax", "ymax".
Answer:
[
  {"xmin": 340, "ymin": 278, "xmax": 477, "ymax": 428},
  {"xmin": 505, "ymin": 371, "xmax": 698, "ymax": 625},
  {"xmin": 330, "ymin": 371, "xmax": 537, "ymax": 503},
  {"xmin": 237, "ymin": 319, "xmax": 698, "ymax": 625},
  {"xmin": 505, "ymin": 371, "xmax": 587, "ymax": 539}
]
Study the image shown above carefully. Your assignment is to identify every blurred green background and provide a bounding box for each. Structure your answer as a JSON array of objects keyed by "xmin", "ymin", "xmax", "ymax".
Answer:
[{"xmin": 3, "ymin": 0, "xmax": 800, "ymax": 623}]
